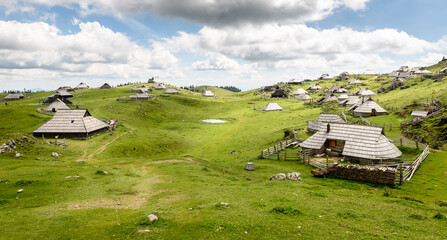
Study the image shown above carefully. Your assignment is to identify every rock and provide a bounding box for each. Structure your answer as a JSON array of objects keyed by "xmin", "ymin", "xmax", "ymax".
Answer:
[
  {"xmin": 147, "ymin": 214, "xmax": 158, "ymax": 222},
  {"xmin": 137, "ymin": 229, "xmax": 151, "ymax": 233},
  {"xmin": 220, "ymin": 202, "xmax": 229, "ymax": 206},
  {"xmin": 287, "ymin": 172, "xmax": 302, "ymax": 181},
  {"xmin": 245, "ymin": 162, "xmax": 255, "ymax": 171},
  {"xmin": 269, "ymin": 173, "xmax": 286, "ymax": 180},
  {"xmin": 231, "ymin": 151, "xmax": 239, "ymax": 154},
  {"xmin": 51, "ymin": 152, "xmax": 59, "ymax": 158},
  {"xmin": 14, "ymin": 153, "xmax": 22, "ymax": 158},
  {"xmin": 17, "ymin": 189, "xmax": 23, "ymax": 193}
]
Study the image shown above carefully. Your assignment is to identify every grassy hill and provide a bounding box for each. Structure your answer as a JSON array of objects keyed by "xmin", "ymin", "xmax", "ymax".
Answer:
[{"xmin": 0, "ymin": 71, "xmax": 446, "ymax": 239}]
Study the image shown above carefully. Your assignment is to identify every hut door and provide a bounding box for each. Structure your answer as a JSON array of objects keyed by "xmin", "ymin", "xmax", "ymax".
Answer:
[{"xmin": 371, "ymin": 108, "xmax": 377, "ymax": 116}]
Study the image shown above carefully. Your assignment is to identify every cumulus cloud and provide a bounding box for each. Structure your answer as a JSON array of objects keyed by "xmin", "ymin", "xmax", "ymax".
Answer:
[
  {"xmin": 0, "ymin": 0, "xmax": 370, "ymax": 26},
  {"xmin": 162, "ymin": 24, "xmax": 439, "ymax": 62},
  {"xmin": 0, "ymin": 20, "xmax": 181, "ymax": 88}
]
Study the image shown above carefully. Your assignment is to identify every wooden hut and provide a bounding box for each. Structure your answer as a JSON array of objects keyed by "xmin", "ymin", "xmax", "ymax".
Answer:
[
  {"xmin": 74, "ymin": 82, "xmax": 90, "ymax": 90},
  {"xmin": 202, "ymin": 90, "xmax": 215, "ymax": 97},
  {"xmin": 2, "ymin": 93, "xmax": 24, "ymax": 101},
  {"xmin": 263, "ymin": 102, "xmax": 283, "ymax": 111},
  {"xmin": 295, "ymin": 94, "xmax": 312, "ymax": 101},
  {"xmin": 44, "ymin": 99, "xmax": 70, "ymax": 112},
  {"xmin": 164, "ymin": 88, "xmax": 180, "ymax": 94},
  {"xmin": 292, "ymin": 88, "xmax": 307, "ymax": 96},
  {"xmin": 43, "ymin": 90, "xmax": 73, "ymax": 105},
  {"xmin": 353, "ymin": 87, "xmax": 375, "ymax": 96},
  {"xmin": 306, "ymin": 83, "xmax": 322, "ymax": 91},
  {"xmin": 153, "ymin": 83, "xmax": 166, "ymax": 90},
  {"xmin": 318, "ymin": 74, "xmax": 333, "ymax": 80},
  {"xmin": 271, "ymin": 89, "xmax": 288, "ymax": 98},
  {"xmin": 33, "ymin": 109, "xmax": 109, "ymax": 139},
  {"xmin": 338, "ymin": 72, "xmax": 350, "ymax": 81},
  {"xmin": 130, "ymin": 92, "xmax": 150, "ymax": 100},
  {"xmin": 348, "ymin": 79, "xmax": 363, "ymax": 85},
  {"xmin": 300, "ymin": 123, "xmax": 402, "ymax": 164},
  {"xmin": 411, "ymin": 110, "xmax": 428, "ymax": 120},
  {"xmin": 307, "ymin": 113, "xmax": 346, "ymax": 132},
  {"xmin": 328, "ymin": 85, "xmax": 348, "ymax": 94},
  {"xmin": 100, "ymin": 83, "xmax": 112, "ymax": 89},
  {"xmin": 57, "ymin": 86, "xmax": 75, "ymax": 92},
  {"xmin": 316, "ymin": 94, "xmax": 339, "ymax": 104},
  {"xmin": 349, "ymin": 98, "xmax": 387, "ymax": 117}
]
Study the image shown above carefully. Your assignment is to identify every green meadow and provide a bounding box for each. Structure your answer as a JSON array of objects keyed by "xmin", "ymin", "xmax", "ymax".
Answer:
[{"xmin": 1, "ymin": 66, "xmax": 447, "ymax": 239}]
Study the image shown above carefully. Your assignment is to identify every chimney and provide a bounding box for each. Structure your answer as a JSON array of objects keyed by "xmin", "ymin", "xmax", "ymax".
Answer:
[{"xmin": 326, "ymin": 123, "xmax": 330, "ymax": 133}]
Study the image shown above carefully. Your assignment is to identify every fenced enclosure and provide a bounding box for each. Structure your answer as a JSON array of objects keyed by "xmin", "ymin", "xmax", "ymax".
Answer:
[{"xmin": 388, "ymin": 138, "xmax": 427, "ymax": 150}]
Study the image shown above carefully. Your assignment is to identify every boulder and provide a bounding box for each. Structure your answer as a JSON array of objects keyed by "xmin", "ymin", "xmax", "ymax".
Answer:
[
  {"xmin": 245, "ymin": 162, "xmax": 255, "ymax": 171},
  {"xmin": 51, "ymin": 152, "xmax": 59, "ymax": 158},
  {"xmin": 147, "ymin": 214, "xmax": 158, "ymax": 222},
  {"xmin": 269, "ymin": 173, "xmax": 286, "ymax": 180},
  {"xmin": 14, "ymin": 153, "xmax": 22, "ymax": 158},
  {"xmin": 17, "ymin": 189, "xmax": 23, "ymax": 193},
  {"xmin": 287, "ymin": 172, "xmax": 302, "ymax": 181}
]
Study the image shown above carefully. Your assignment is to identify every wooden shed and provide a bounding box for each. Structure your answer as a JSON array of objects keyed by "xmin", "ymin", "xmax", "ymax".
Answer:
[
  {"xmin": 44, "ymin": 99, "xmax": 70, "ymax": 112},
  {"xmin": 33, "ymin": 109, "xmax": 109, "ymax": 139},
  {"xmin": 348, "ymin": 98, "xmax": 387, "ymax": 117},
  {"xmin": 300, "ymin": 123, "xmax": 402, "ymax": 164},
  {"xmin": 2, "ymin": 93, "xmax": 24, "ymax": 101},
  {"xmin": 307, "ymin": 113, "xmax": 346, "ymax": 132},
  {"xmin": 100, "ymin": 83, "xmax": 112, "ymax": 89}
]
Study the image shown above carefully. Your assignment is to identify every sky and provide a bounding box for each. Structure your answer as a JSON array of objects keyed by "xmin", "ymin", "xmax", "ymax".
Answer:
[{"xmin": 0, "ymin": 0, "xmax": 446, "ymax": 91}]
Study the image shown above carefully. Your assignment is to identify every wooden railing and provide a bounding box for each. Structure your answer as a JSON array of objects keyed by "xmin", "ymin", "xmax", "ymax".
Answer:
[
  {"xmin": 260, "ymin": 139, "xmax": 294, "ymax": 158},
  {"xmin": 396, "ymin": 146, "xmax": 430, "ymax": 185}
]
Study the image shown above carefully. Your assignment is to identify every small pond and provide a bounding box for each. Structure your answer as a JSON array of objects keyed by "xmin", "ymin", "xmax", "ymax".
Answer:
[{"xmin": 201, "ymin": 119, "xmax": 228, "ymax": 123}]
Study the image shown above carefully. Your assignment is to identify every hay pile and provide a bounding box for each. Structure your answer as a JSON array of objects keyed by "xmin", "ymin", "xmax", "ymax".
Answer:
[{"xmin": 328, "ymin": 163, "xmax": 397, "ymax": 185}]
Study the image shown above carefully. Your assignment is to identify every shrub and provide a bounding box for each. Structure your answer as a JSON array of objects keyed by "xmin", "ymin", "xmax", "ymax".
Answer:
[
  {"xmin": 434, "ymin": 213, "xmax": 446, "ymax": 220},
  {"xmin": 270, "ymin": 207, "xmax": 302, "ymax": 216}
]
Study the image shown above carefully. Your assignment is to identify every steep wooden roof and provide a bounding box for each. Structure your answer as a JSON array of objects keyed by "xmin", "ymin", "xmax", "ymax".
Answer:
[
  {"xmin": 33, "ymin": 109, "xmax": 108, "ymax": 134},
  {"xmin": 301, "ymin": 123, "xmax": 401, "ymax": 160},
  {"xmin": 308, "ymin": 113, "xmax": 346, "ymax": 131}
]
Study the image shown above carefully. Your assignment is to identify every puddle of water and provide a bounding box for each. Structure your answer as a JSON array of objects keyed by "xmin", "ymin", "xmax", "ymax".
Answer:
[{"xmin": 201, "ymin": 119, "xmax": 228, "ymax": 123}]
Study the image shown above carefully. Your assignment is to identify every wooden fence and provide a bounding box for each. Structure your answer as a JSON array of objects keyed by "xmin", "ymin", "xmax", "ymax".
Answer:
[
  {"xmin": 388, "ymin": 138, "xmax": 427, "ymax": 150},
  {"xmin": 260, "ymin": 139, "xmax": 294, "ymax": 158},
  {"xmin": 396, "ymin": 146, "xmax": 430, "ymax": 185}
]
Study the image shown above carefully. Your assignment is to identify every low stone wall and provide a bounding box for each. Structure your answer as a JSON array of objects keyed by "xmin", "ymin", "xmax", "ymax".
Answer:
[{"xmin": 327, "ymin": 163, "xmax": 397, "ymax": 185}]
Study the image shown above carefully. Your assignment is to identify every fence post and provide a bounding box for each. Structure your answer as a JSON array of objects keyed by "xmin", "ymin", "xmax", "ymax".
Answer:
[
  {"xmin": 277, "ymin": 150, "xmax": 280, "ymax": 160},
  {"xmin": 326, "ymin": 154, "xmax": 329, "ymax": 169},
  {"xmin": 416, "ymin": 141, "xmax": 419, "ymax": 150},
  {"xmin": 284, "ymin": 147, "xmax": 287, "ymax": 160},
  {"xmin": 390, "ymin": 123, "xmax": 392, "ymax": 131},
  {"xmin": 307, "ymin": 155, "xmax": 310, "ymax": 165},
  {"xmin": 280, "ymin": 141, "xmax": 283, "ymax": 150},
  {"xmin": 400, "ymin": 138, "xmax": 403, "ymax": 147},
  {"xmin": 399, "ymin": 164, "xmax": 403, "ymax": 185}
]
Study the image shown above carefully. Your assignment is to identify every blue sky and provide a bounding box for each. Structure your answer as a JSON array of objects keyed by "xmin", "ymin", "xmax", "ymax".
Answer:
[{"xmin": 0, "ymin": 0, "xmax": 446, "ymax": 91}]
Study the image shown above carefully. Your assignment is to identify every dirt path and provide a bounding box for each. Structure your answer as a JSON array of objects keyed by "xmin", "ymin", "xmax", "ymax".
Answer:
[{"xmin": 86, "ymin": 131, "xmax": 130, "ymax": 160}]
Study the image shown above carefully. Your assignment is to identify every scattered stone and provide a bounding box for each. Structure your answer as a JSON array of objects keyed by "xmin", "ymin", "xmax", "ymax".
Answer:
[
  {"xmin": 269, "ymin": 173, "xmax": 286, "ymax": 180},
  {"xmin": 245, "ymin": 162, "xmax": 255, "ymax": 171},
  {"xmin": 17, "ymin": 189, "xmax": 23, "ymax": 193},
  {"xmin": 216, "ymin": 226, "xmax": 224, "ymax": 232},
  {"xmin": 51, "ymin": 152, "xmax": 59, "ymax": 158},
  {"xmin": 137, "ymin": 229, "xmax": 151, "ymax": 233},
  {"xmin": 220, "ymin": 202, "xmax": 230, "ymax": 206},
  {"xmin": 189, "ymin": 208, "xmax": 193, "ymax": 210},
  {"xmin": 14, "ymin": 153, "xmax": 22, "ymax": 158},
  {"xmin": 244, "ymin": 231, "xmax": 248, "ymax": 234},
  {"xmin": 148, "ymin": 214, "xmax": 158, "ymax": 222},
  {"xmin": 231, "ymin": 151, "xmax": 239, "ymax": 154},
  {"xmin": 297, "ymin": 226, "xmax": 302, "ymax": 229},
  {"xmin": 286, "ymin": 172, "xmax": 302, "ymax": 181}
]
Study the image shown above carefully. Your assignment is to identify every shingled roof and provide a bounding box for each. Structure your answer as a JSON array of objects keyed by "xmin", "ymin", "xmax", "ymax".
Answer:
[
  {"xmin": 263, "ymin": 102, "xmax": 283, "ymax": 111},
  {"xmin": 292, "ymin": 88, "xmax": 307, "ymax": 96},
  {"xmin": 306, "ymin": 83, "xmax": 322, "ymax": 91},
  {"xmin": 202, "ymin": 90, "xmax": 214, "ymax": 97},
  {"xmin": 300, "ymin": 123, "xmax": 401, "ymax": 160},
  {"xmin": 44, "ymin": 99, "xmax": 70, "ymax": 112},
  {"xmin": 2, "ymin": 93, "xmax": 24, "ymax": 101},
  {"xmin": 349, "ymin": 99, "xmax": 387, "ymax": 116},
  {"xmin": 308, "ymin": 113, "xmax": 346, "ymax": 132},
  {"xmin": 164, "ymin": 88, "xmax": 180, "ymax": 94},
  {"xmin": 295, "ymin": 94, "xmax": 311, "ymax": 101},
  {"xmin": 33, "ymin": 109, "xmax": 108, "ymax": 139},
  {"xmin": 153, "ymin": 83, "xmax": 166, "ymax": 90},
  {"xmin": 411, "ymin": 110, "xmax": 428, "ymax": 118}
]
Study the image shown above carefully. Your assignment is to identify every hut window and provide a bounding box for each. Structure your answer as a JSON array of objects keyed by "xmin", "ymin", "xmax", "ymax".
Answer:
[
  {"xmin": 71, "ymin": 120, "xmax": 75, "ymax": 123},
  {"xmin": 329, "ymin": 140, "xmax": 336, "ymax": 147}
]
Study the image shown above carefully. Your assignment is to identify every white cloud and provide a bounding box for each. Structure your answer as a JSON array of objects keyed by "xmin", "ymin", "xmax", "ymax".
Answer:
[
  {"xmin": 0, "ymin": 0, "xmax": 370, "ymax": 26},
  {"xmin": 162, "ymin": 24, "xmax": 439, "ymax": 62},
  {"xmin": 0, "ymin": 20, "xmax": 181, "ymax": 88}
]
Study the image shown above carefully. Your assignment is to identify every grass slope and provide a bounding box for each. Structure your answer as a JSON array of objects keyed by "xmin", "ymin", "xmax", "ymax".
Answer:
[{"xmin": 0, "ymin": 75, "xmax": 446, "ymax": 239}]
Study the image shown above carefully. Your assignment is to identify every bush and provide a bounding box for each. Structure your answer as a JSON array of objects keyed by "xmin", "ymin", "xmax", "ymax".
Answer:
[
  {"xmin": 434, "ymin": 213, "xmax": 446, "ymax": 220},
  {"xmin": 383, "ymin": 187, "xmax": 391, "ymax": 197},
  {"xmin": 270, "ymin": 207, "xmax": 303, "ymax": 216}
]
